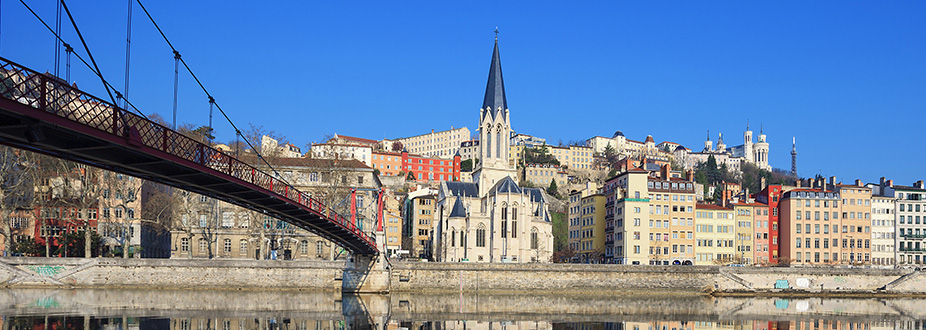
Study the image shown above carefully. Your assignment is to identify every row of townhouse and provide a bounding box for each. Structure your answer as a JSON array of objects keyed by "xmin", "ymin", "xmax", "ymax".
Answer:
[{"xmin": 568, "ymin": 164, "xmax": 926, "ymax": 267}]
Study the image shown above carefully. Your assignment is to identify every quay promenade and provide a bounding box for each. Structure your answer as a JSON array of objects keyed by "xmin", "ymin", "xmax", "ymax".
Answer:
[{"xmin": 0, "ymin": 257, "xmax": 923, "ymax": 296}]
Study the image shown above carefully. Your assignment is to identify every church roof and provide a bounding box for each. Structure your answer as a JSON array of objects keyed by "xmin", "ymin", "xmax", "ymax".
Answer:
[
  {"xmin": 488, "ymin": 176, "xmax": 522, "ymax": 195},
  {"xmin": 445, "ymin": 181, "xmax": 479, "ymax": 197},
  {"xmin": 482, "ymin": 39, "xmax": 508, "ymax": 118},
  {"xmin": 523, "ymin": 187, "xmax": 546, "ymax": 204},
  {"xmin": 448, "ymin": 196, "xmax": 467, "ymax": 218}
]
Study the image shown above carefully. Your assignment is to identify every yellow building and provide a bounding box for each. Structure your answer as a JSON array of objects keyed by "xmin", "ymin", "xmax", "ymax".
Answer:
[
  {"xmin": 834, "ymin": 183, "xmax": 872, "ymax": 264},
  {"xmin": 568, "ymin": 182, "xmax": 598, "ymax": 254},
  {"xmin": 694, "ymin": 204, "xmax": 736, "ymax": 265},
  {"xmin": 647, "ymin": 175, "xmax": 696, "ymax": 265},
  {"xmin": 578, "ymin": 194, "xmax": 607, "ymax": 262}
]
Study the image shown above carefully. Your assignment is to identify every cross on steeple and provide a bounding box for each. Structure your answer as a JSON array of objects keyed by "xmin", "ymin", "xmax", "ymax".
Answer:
[{"xmin": 494, "ymin": 27, "xmax": 499, "ymax": 40}]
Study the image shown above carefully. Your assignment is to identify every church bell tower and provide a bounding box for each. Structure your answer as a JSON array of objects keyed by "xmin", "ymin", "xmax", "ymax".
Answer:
[{"xmin": 473, "ymin": 32, "xmax": 516, "ymax": 195}]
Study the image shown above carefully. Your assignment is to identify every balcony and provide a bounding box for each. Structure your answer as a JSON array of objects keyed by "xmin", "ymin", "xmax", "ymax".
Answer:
[
  {"xmin": 899, "ymin": 247, "xmax": 925, "ymax": 253},
  {"xmin": 901, "ymin": 234, "xmax": 926, "ymax": 240}
]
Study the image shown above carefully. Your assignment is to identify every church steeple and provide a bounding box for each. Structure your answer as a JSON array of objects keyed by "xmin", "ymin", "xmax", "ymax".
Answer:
[{"xmin": 482, "ymin": 35, "xmax": 508, "ymax": 118}]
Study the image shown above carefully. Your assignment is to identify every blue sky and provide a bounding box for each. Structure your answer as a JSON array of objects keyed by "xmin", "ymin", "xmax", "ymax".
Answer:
[{"xmin": 2, "ymin": 1, "xmax": 925, "ymax": 185}]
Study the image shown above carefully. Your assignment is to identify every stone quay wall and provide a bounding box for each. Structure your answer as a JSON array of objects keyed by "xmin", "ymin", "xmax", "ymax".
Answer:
[
  {"xmin": 0, "ymin": 257, "xmax": 346, "ymax": 290},
  {"xmin": 389, "ymin": 262, "xmax": 926, "ymax": 295},
  {"xmin": 0, "ymin": 257, "xmax": 923, "ymax": 295}
]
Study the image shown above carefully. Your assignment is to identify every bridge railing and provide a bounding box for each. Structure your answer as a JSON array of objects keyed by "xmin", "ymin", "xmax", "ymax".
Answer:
[{"xmin": 0, "ymin": 57, "xmax": 375, "ymax": 252}]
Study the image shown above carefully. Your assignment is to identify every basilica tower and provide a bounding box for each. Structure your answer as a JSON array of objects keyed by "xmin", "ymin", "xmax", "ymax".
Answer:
[{"xmin": 473, "ymin": 35, "xmax": 516, "ymax": 195}]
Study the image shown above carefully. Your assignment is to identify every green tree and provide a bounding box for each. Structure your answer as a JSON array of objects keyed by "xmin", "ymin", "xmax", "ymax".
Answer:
[
  {"xmin": 406, "ymin": 171, "xmax": 416, "ymax": 181},
  {"xmin": 460, "ymin": 159, "xmax": 474, "ymax": 172},
  {"xmin": 551, "ymin": 212, "xmax": 567, "ymax": 252},
  {"xmin": 547, "ymin": 178, "xmax": 559, "ymax": 197}
]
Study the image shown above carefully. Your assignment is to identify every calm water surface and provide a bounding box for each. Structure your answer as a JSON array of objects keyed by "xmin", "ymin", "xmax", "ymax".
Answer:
[{"xmin": 0, "ymin": 289, "xmax": 923, "ymax": 329}]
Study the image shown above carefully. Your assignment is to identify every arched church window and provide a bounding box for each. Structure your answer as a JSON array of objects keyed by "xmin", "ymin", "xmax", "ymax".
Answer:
[
  {"xmin": 485, "ymin": 129, "xmax": 492, "ymax": 159},
  {"xmin": 501, "ymin": 204, "xmax": 508, "ymax": 220},
  {"xmin": 451, "ymin": 227, "xmax": 456, "ymax": 247},
  {"xmin": 511, "ymin": 204, "xmax": 518, "ymax": 220},
  {"xmin": 531, "ymin": 227, "xmax": 539, "ymax": 250},
  {"xmin": 496, "ymin": 129, "xmax": 502, "ymax": 160},
  {"xmin": 476, "ymin": 225, "xmax": 486, "ymax": 247}
]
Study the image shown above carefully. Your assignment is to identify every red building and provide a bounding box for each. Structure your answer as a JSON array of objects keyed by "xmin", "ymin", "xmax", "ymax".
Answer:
[
  {"xmin": 401, "ymin": 150, "xmax": 461, "ymax": 182},
  {"xmin": 756, "ymin": 185, "xmax": 784, "ymax": 264}
]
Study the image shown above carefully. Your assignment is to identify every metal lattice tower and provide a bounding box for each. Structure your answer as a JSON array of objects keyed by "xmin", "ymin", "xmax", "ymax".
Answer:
[{"xmin": 791, "ymin": 137, "xmax": 797, "ymax": 176}]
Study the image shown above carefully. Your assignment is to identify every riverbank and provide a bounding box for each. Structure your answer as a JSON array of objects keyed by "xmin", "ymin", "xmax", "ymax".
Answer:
[{"xmin": 0, "ymin": 257, "xmax": 923, "ymax": 296}]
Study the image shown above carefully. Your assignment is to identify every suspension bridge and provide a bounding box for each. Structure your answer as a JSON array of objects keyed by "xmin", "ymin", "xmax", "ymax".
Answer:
[{"xmin": 0, "ymin": 1, "xmax": 384, "ymax": 257}]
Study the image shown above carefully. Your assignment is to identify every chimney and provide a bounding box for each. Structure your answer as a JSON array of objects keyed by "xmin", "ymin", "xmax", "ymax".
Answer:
[
  {"xmin": 880, "ymin": 177, "xmax": 886, "ymax": 187},
  {"xmin": 760, "ymin": 177, "xmax": 767, "ymax": 190},
  {"xmin": 829, "ymin": 176, "xmax": 837, "ymax": 185},
  {"xmin": 916, "ymin": 180, "xmax": 925, "ymax": 189},
  {"xmin": 855, "ymin": 179, "xmax": 863, "ymax": 187},
  {"xmin": 686, "ymin": 170, "xmax": 695, "ymax": 182},
  {"xmin": 886, "ymin": 180, "xmax": 894, "ymax": 188},
  {"xmin": 661, "ymin": 164, "xmax": 670, "ymax": 180},
  {"xmin": 795, "ymin": 180, "xmax": 802, "ymax": 188}
]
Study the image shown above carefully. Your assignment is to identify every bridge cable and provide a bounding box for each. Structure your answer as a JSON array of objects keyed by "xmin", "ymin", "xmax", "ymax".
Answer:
[
  {"xmin": 135, "ymin": 0, "xmax": 296, "ymax": 188},
  {"xmin": 60, "ymin": 0, "xmax": 118, "ymax": 106},
  {"xmin": 18, "ymin": 0, "xmax": 148, "ymax": 119},
  {"xmin": 123, "ymin": 0, "xmax": 132, "ymax": 111},
  {"xmin": 54, "ymin": 0, "xmax": 61, "ymax": 80}
]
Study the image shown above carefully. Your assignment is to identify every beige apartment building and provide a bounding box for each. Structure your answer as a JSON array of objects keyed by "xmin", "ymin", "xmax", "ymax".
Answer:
[
  {"xmin": 731, "ymin": 203, "xmax": 759, "ymax": 264},
  {"xmin": 406, "ymin": 194, "xmax": 436, "ymax": 259},
  {"xmin": 523, "ymin": 163, "xmax": 567, "ymax": 189},
  {"xmin": 397, "ymin": 127, "xmax": 471, "ymax": 159},
  {"xmin": 693, "ymin": 204, "xmax": 736, "ymax": 265},
  {"xmin": 834, "ymin": 183, "xmax": 872, "ymax": 264},
  {"xmin": 549, "ymin": 145, "xmax": 594, "ymax": 171},
  {"xmin": 169, "ymin": 157, "xmax": 379, "ymax": 260}
]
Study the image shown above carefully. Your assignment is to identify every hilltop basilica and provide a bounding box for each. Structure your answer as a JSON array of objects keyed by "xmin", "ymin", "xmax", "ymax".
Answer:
[{"xmin": 432, "ymin": 37, "xmax": 554, "ymax": 263}]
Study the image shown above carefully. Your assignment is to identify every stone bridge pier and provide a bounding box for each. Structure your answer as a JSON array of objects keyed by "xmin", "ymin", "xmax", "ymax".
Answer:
[{"xmin": 342, "ymin": 234, "xmax": 391, "ymax": 294}]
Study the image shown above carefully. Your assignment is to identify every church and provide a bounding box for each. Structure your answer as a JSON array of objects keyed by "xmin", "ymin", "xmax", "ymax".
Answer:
[{"xmin": 432, "ymin": 36, "xmax": 554, "ymax": 263}]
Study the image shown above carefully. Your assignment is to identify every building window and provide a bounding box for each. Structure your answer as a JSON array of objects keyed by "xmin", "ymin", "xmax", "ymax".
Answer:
[
  {"xmin": 301, "ymin": 240, "xmax": 309, "ymax": 254},
  {"xmin": 199, "ymin": 239, "xmax": 208, "ymax": 252},
  {"xmin": 316, "ymin": 241, "xmax": 324, "ymax": 256},
  {"xmin": 224, "ymin": 239, "xmax": 232, "ymax": 254},
  {"xmin": 181, "ymin": 238, "xmax": 189, "ymax": 252},
  {"xmin": 239, "ymin": 240, "xmax": 248, "ymax": 256}
]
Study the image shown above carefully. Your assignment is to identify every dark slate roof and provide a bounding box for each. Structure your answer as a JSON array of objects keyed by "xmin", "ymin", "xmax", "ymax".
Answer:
[
  {"xmin": 612, "ymin": 130, "xmax": 624, "ymax": 138},
  {"xmin": 490, "ymin": 176, "xmax": 521, "ymax": 195},
  {"xmin": 445, "ymin": 181, "xmax": 479, "ymax": 197},
  {"xmin": 482, "ymin": 39, "xmax": 507, "ymax": 117},
  {"xmin": 523, "ymin": 188, "xmax": 546, "ymax": 204},
  {"xmin": 644, "ymin": 163, "xmax": 661, "ymax": 172},
  {"xmin": 448, "ymin": 197, "xmax": 467, "ymax": 218}
]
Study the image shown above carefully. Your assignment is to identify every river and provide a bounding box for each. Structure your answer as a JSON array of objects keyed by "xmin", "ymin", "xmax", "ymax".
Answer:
[{"xmin": 0, "ymin": 289, "xmax": 923, "ymax": 329}]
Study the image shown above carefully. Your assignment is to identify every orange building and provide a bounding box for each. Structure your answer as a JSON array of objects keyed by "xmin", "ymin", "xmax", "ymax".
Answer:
[
  {"xmin": 401, "ymin": 150, "xmax": 461, "ymax": 182},
  {"xmin": 371, "ymin": 151, "xmax": 404, "ymax": 177}
]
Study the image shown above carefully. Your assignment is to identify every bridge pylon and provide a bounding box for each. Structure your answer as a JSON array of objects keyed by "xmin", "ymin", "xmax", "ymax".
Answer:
[{"xmin": 342, "ymin": 188, "xmax": 390, "ymax": 293}]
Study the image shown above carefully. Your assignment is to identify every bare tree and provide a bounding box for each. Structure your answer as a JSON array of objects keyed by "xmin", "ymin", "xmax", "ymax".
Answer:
[
  {"xmin": 98, "ymin": 171, "xmax": 142, "ymax": 258},
  {"xmin": 0, "ymin": 146, "xmax": 36, "ymax": 254}
]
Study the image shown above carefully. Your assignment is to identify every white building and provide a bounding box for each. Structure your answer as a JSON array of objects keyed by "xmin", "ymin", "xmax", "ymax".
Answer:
[{"xmin": 868, "ymin": 183, "xmax": 896, "ymax": 268}]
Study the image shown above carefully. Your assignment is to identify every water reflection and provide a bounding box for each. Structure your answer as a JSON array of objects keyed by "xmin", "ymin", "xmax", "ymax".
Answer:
[{"xmin": 0, "ymin": 289, "xmax": 923, "ymax": 330}]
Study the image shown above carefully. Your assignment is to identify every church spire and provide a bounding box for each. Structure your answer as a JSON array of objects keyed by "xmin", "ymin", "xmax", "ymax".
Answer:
[{"xmin": 482, "ymin": 32, "xmax": 508, "ymax": 118}]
